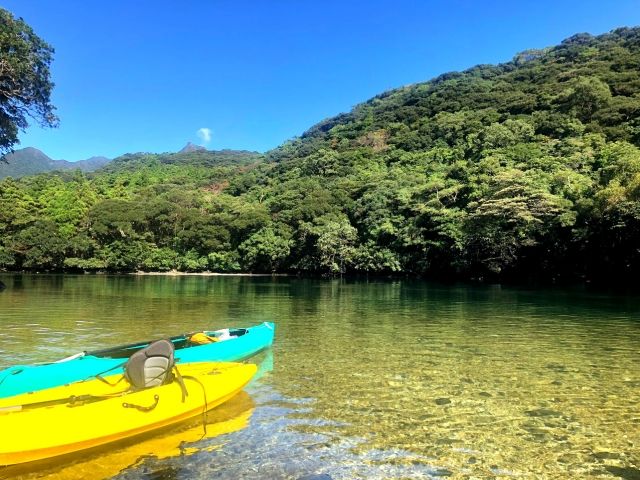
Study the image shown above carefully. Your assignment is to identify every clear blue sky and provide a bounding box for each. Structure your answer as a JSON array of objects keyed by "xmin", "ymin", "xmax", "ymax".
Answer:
[{"xmin": 3, "ymin": 1, "xmax": 640, "ymax": 160}]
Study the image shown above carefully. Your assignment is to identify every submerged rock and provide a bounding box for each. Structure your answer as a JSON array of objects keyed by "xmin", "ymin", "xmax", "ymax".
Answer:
[
  {"xmin": 525, "ymin": 408, "xmax": 563, "ymax": 418},
  {"xmin": 435, "ymin": 398, "xmax": 451, "ymax": 405},
  {"xmin": 605, "ymin": 466, "xmax": 640, "ymax": 480},
  {"xmin": 298, "ymin": 475, "xmax": 332, "ymax": 480},
  {"xmin": 545, "ymin": 363, "xmax": 567, "ymax": 372},
  {"xmin": 592, "ymin": 451, "xmax": 623, "ymax": 460}
]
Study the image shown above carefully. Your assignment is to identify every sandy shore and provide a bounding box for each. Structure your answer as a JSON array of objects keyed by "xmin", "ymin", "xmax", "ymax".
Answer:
[{"xmin": 131, "ymin": 270, "xmax": 289, "ymax": 277}]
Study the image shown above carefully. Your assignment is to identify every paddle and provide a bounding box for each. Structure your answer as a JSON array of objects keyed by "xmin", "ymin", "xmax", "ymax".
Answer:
[
  {"xmin": 86, "ymin": 331, "xmax": 198, "ymax": 358},
  {"xmin": 85, "ymin": 333, "xmax": 193, "ymax": 357},
  {"xmin": 59, "ymin": 327, "xmax": 239, "ymax": 361}
]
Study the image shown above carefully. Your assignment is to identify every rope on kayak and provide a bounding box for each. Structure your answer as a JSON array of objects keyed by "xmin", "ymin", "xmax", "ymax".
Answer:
[
  {"xmin": 183, "ymin": 375, "xmax": 209, "ymax": 437},
  {"xmin": 95, "ymin": 373, "xmax": 127, "ymax": 387},
  {"xmin": 172, "ymin": 365, "xmax": 189, "ymax": 403},
  {"xmin": 93, "ymin": 361, "xmax": 128, "ymax": 386},
  {"xmin": 122, "ymin": 394, "xmax": 160, "ymax": 412}
]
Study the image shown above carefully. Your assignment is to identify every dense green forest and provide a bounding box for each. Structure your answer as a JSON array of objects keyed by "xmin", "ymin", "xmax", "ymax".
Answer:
[{"xmin": 2, "ymin": 28, "xmax": 640, "ymax": 282}]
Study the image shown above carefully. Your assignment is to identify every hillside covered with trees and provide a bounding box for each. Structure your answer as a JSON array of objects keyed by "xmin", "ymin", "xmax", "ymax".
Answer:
[{"xmin": 1, "ymin": 28, "xmax": 640, "ymax": 283}]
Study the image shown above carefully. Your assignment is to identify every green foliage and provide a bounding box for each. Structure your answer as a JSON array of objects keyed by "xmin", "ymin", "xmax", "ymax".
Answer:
[
  {"xmin": 238, "ymin": 226, "xmax": 292, "ymax": 272},
  {"xmin": 207, "ymin": 251, "xmax": 241, "ymax": 272},
  {"xmin": 141, "ymin": 247, "xmax": 179, "ymax": 272},
  {"xmin": 560, "ymin": 76, "xmax": 612, "ymax": 122},
  {"xmin": 99, "ymin": 240, "xmax": 150, "ymax": 271},
  {"xmin": 179, "ymin": 250, "xmax": 208, "ymax": 272},
  {"xmin": 300, "ymin": 215, "xmax": 358, "ymax": 274},
  {"xmin": 9, "ymin": 220, "xmax": 66, "ymax": 269},
  {"xmin": 0, "ymin": 245, "xmax": 15, "ymax": 267},
  {"xmin": 63, "ymin": 257, "xmax": 107, "ymax": 271},
  {"xmin": 466, "ymin": 169, "xmax": 574, "ymax": 273},
  {"xmin": 0, "ymin": 9, "xmax": 58, "ymax": 157}
]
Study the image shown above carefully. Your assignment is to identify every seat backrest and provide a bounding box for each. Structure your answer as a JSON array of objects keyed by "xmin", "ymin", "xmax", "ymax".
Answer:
[{"xmin": 124, "ymin": 339, "xmax": 175, "ymax": 389}]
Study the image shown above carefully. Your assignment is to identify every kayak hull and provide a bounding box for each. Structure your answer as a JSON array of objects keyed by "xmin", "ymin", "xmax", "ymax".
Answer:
[
  {"xmin": 0, "ymin": 322, "xmax": 274, "ymax": 399},
  {"xmin": 0, "ymin": 362, "xmax": 257, "ymax": 466}
]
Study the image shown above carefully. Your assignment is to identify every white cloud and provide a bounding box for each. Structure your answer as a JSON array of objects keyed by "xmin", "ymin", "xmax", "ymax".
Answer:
[{"xmin": 196, "ymin": 127, "xmax": 212, "ymax": 144}]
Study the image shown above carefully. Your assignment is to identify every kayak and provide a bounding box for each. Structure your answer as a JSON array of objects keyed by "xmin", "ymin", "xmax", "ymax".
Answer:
[
  {"xmin": 0, "ymin": 361, "xmax": 257, "ymax": 466},
  {"xmin": 0, "ymin": 321, "xmax": 274, "ymax": 399},
  {"xmin": 0, "ymin": 391, "xmax": 255, "ymax": 479}
]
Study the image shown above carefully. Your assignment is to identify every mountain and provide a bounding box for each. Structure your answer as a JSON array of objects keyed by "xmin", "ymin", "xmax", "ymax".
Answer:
[
  {"xmin": 56, "ymin": 156, "xmax": 111, "ymax": 171},
  {"xmin": 259, "ymin": 27, "xmax": 640, "ymax": 280},
  {"xmin": 179, "ymin": 142, "xmax": 207, "ymax": 153},
  {"xmin": 0, "ymin": 148, "xmax": 110, "ymax": 179},
  {"xmin": 269, "ymin": 28, "xmax": 640, "ymax": 165},
  {"xmin": 1, "ymin": 27, "xmax": 640, "ymax": 283}
]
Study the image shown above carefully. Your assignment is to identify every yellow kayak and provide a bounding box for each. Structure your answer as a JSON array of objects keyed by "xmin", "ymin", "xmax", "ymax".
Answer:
[
  {"xmin": 0, "ymin": 391, "xmax": 255, "ymax": 479},
  {"xmin": 0, "ymin": 362, "xmax": 257, "ymax": 466}
]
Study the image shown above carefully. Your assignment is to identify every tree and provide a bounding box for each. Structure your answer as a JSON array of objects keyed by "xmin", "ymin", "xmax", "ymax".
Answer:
[
  {"xmin": 175, "ymin": 210, "xmax": 230, "ymax": 255},
  {"xmin": 301, "ymin": 215, "xmax": 358, "ymax": 274},
  {"xmin": 561, "ymin": 76, "xmax": 612, "ymax": 123},
  {"xmin": 87, "ymin": 199, "xmax": 145, "ymax": 242},
  {"xmin": 9, "ymin": 220, "xmax": 66, "ymax": 269},
  {"xmin": 238, "ymin": 226, "xmax": 292, "ymax": 272},
  {"xmin": 0, "ymin": 8, "xmax": 58, "ymax": 158},
  {"xmin": 465, "ymin": 169, "xmax": 574, "ymax": 274}
]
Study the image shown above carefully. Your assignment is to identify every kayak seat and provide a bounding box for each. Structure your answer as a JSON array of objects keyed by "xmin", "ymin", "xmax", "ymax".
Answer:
[{"xmin": 124, "ymin": 339, "xmax": 175, "ymax": 389}]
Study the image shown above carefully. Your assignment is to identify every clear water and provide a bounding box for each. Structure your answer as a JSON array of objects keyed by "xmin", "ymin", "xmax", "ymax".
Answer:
[{"xmin": 0, "ymin": 274, "xmax": 638, "ymax": 480}]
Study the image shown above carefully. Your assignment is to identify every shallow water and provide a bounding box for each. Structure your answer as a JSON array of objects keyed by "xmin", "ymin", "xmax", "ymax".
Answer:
[{"xmin": 0, "ymin": 274, "xmax": 638, "ymax": 479}]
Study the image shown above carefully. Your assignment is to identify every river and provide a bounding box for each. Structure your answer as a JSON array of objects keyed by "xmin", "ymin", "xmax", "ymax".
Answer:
[{"xmin": 0, "ymin": 274, "xmax": 638, "ymax": 479}]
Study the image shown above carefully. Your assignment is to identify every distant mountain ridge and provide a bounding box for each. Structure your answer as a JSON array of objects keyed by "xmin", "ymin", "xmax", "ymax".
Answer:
[
  {"xmin": 0, "ymin": 143, "xmax": 260, "ymax": 179},
  {"xmin": 0, "ymin": 147, "xmax": 110, "ymax": 179}
]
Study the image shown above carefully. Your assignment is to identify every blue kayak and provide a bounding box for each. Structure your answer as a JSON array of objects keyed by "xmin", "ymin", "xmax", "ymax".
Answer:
[{"xmin": 0, "ymin": 322, "xmax": 275, "ymax": 399}]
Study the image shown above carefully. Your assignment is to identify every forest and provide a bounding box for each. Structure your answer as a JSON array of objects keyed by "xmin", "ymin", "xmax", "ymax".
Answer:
[{"xmin": 1, "ymin": 27, "xmax": 639, "ymax": 283}]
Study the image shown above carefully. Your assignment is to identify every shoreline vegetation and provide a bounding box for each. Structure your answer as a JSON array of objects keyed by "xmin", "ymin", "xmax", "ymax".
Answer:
[{"xmin": 1, "ymin": 28, "xmax": 640, "ymax": 285}]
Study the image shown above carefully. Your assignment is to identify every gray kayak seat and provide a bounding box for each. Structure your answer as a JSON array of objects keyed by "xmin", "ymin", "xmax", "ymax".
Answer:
[{"xmin": 124, "ymin": 339, "xmax": 175, "ymax": 389}]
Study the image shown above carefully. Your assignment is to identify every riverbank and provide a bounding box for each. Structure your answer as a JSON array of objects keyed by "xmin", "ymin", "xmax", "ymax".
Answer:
[{"xmin": 132, "ymin": 270, "xmax": 290, "ymax": 277}]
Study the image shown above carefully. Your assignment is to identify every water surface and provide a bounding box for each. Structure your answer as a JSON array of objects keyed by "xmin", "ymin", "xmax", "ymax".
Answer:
[{"xmin": 0, "ymin": 274, "xmax": 638, "ymax": 479}]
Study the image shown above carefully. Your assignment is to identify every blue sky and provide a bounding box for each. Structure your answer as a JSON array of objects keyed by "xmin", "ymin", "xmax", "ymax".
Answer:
[{"xmin": 3, "ymin": 1, "xmax": 640, "ymax": 160}]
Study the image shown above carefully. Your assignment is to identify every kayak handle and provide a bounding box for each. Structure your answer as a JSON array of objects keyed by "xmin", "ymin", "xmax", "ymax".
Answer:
[{"xmin": 122, "ymin": 394, "xmax": 160, "ymax": 412}]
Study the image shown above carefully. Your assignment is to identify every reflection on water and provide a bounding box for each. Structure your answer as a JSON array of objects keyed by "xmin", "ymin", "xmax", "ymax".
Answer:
[
  {"xmin": 1, "ymin": 389, "xmax": 255, "ymax": 480},
  {"xmin": 1, "ymin": 275, "xmax": 639, "ymax": 479}
]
